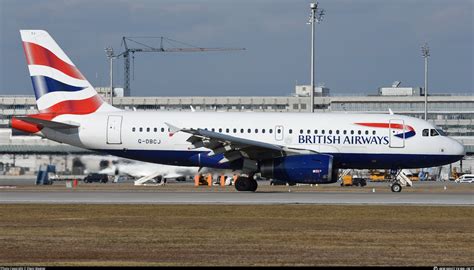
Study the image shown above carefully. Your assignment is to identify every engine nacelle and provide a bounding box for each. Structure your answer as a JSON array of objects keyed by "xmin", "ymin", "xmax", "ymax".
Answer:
[{"xmin": 260, "ymin": 154, "xmax": 335, "ymax": 184}]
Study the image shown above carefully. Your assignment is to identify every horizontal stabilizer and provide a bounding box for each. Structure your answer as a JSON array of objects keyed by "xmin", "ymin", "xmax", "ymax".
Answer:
[{"xmin": 14, "ymin": 116, "xmax": 80, "ymax": 129}]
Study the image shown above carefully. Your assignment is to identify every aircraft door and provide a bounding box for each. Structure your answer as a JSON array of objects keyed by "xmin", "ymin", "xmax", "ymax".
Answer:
[
  {"xmin": 389, "ymin": 119, "xmax": 405, "ymax": 148},
  {"xmin": 275, "ymin": 125, "xmax": 284, "ymax": 141},
  {"xmin": 107, "ymin": 115, "xmax": 122, "ymax": 144}
]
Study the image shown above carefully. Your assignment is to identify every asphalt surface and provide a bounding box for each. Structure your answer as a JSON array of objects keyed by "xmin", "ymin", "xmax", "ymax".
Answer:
[
  {"xmin": 0, "ymin": 190, "xmax": 472, "ymax": 205},
  {"xmin": 0, "ymin": 177, "xmax": 472, "ymax": 205}
]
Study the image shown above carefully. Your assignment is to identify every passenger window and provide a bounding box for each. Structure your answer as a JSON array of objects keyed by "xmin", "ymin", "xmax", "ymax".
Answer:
[
  {"xmin": 269, "ymin": 129, "xmax": 273, "ymax": 134},
  {"xmin": 430, "ymin": 129, "xmax": 439, "ymax": 137},
  {"xmin": 351, "ymin": 130, "xmax": 354, "ymax": 135},
  {"xmin": 219, "ymin": 128, "xmax": 222, "ymax": 132},
  {"xmin": 240, "ymin": 128, "xmax": 244, "ymax": 133},
  {"xmin": 146, "ymin": 128, "xmax": 150, "ymax": 132},
  {"xmin": 300, "ymin": 129, "xmax": 304, "ymax": 134},
  {"xmin": 161, "ymin": 128, "xmax": 165, "ymax": 132},
  {"xmin": 321, "ymin": 130, "xmax": 325, "ymax": 134},
  {"xmin": 358, "ymin": 130, "xmax": 361, "ymax": 135},
  {"xmin": 372, "ymin": 130, "xmax": 376, "ymax": 135},
  {"xmin": 212, "ymin": 128, "xmax": 215, "ymax": 132},
  {"xmin": 307, "ymin": 129, "xmax": 311, "ymax": 134},
  {"xmin": 343, "ymin": 130, "xmax": 347, "ymax": 135},
  {"xmin": 314, "ymin": 130, "xmax": 318, "ymax": 134},
  {"xmin": 139, "ymin": 127, "xmax": 143, "ymax": 132},
  {"xmin": 233, "ymin": 128, "xmax": 237, "ymax": 133},
  {"xmin": 329, "ymin": 130, "xmax": 332, "ymax": 135},
  {"xmin": 226, "ymin": 128, "xmax": 229, "ymax": 133},
  {"xmin": 154, "ymin": 128, "xmax": 157, "ymax": 132},
  {"xmin": 262, "ymin": 129, "xmax": 266, "ymax": 134},
  {"xmin": 289, "ymin": 129, "xmax": 293, "ymax": 134},
  {"xmin": 422, "ymin": 129, "xmax": 429, "ymax": 136},
  {"xmin": 365, "ymin": 130, "xmax": 369, "ymax": 135},
  {"xmin": 336, "ymin": 130, "xmax": 340, "ymax": 135},
  {"xmin": 248, "ymin": 128, "xmax": 251, "ymax": 133},
  {"xmin": 132, "ymin": 127, "xmax": 136, "ymax": 132},
  {"xmin": 277, "ymin": 129, "xmax": 281, "ymax": 134},
  {"xmin": 255, "ymin": 129, "xmax": 258, "ymax": 133}
]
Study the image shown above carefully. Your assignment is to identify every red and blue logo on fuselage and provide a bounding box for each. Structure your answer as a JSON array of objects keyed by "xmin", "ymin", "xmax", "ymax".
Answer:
[{"xmin": 355, "ymin": 123, "xmax": 416, "ymax": 139}]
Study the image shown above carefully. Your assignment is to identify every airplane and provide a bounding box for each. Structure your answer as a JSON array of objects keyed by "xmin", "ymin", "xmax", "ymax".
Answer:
[{"xmin": 11, "ymin": 30, "xmax": 465, "ymax": 192}]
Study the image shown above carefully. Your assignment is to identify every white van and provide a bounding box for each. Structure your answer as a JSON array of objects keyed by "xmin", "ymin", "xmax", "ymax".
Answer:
[{"xmin": 455, "ymin": 174, "xmax": 474, "ymax": 183}]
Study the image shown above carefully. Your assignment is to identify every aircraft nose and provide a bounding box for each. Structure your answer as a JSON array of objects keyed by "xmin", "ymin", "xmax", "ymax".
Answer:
[{"xmin": 451, "ymin": 139, "xmax": 466, "ymax": 156}]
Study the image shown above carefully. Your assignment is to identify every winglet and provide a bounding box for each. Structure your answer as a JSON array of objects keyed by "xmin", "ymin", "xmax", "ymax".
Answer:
[{"xmin": 165, "ymin": 122, "xmax": 181, "ymax": 137}]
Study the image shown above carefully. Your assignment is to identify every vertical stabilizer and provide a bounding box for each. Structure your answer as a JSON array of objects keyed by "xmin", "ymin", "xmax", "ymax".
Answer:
[{"xmin": 20, "ymin": 30, "xmax": 117, "ymax": 114}]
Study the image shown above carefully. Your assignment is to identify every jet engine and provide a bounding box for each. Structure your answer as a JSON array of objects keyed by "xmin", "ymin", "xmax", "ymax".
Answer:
[{"xmin": 260, "ymin": 154, "xmax": 336, "ymax": 184}]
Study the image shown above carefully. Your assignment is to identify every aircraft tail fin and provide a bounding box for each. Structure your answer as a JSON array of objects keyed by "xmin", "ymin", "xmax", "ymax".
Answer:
[{"xmin": 20, "ymin": 30, "xmax": 117, "ymax": 114}]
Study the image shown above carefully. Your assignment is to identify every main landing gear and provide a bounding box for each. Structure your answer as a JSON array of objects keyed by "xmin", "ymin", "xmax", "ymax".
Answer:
[{"xmin": 234, "ymin": 175, "xmax": 258, "ymax": 192}]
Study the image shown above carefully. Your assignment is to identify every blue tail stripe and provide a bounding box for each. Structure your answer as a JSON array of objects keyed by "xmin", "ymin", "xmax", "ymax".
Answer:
[{"xmin": 31, "ymin": 76, "xmax": 86, "ymax": 100}]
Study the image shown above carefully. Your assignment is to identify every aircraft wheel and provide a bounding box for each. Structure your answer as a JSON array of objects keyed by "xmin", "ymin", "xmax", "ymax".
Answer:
[
  {"xmin": 249, "ymin": 179, "xmax": 258, "ymax": 192},
  {"xmin": 234, "ymin": 177, "xmax": 257, "ymax": 192},
  {"xmin": 391, "ymin": 183, "xmax": 402, "ymax": 193}
]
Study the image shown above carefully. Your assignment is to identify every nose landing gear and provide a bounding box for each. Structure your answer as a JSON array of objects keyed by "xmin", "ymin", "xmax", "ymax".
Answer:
[
  {"xmin": 390, "ymin": 182, "xmax": 402, "ymax": 192},
  {"xmin": 389, "ymin": 169, "xmax": 412, "ymax": 192}
]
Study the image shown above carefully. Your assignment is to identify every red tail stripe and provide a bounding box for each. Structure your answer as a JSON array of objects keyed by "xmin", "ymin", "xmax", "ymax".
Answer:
[
  {"xmin": 355, "ymin": 122, "xmax": 414, "ymax": 131},
  {"xmin": 22, "ymin": 42, "xmax": 86, "ymax": 80},
  {"xmin": 40, "ymin": 94, "xmax": 103, "ymax": 114},
  {"xmin": 11, "ymin": 95, "xmax": 104, "ymax": 134}
]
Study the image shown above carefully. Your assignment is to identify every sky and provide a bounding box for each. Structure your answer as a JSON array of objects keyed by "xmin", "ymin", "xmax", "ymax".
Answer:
[{"xmin": 0, "ymin": 0, "xmax": 472, "ymax": 97}]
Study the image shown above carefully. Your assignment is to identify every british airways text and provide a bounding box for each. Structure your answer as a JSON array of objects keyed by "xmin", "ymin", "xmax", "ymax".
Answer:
[{"xmin": 298, "ymin": 135, "xmax": 390, "ymax": 145}]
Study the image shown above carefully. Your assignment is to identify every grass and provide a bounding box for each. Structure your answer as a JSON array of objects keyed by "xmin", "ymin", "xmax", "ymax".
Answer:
[{"xmin": 0, "ymin": 204, "xmax": 472, "ymax": 266}]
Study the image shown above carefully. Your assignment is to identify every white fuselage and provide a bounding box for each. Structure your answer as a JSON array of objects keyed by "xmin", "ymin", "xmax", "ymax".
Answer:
[{"xmin": 42, "ymin": 111, "xmax": 465, "ymax": 170}]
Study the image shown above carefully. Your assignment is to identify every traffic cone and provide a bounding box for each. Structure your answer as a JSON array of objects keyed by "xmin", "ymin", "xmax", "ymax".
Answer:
[
  {"xmin": 194, "ymin": 175, "xmax": 200, "ymax": 187},
  {"xmin": 220, "ymin": 175, "xmax": 225, "ymax": 186},
  {"xmin": 207, "ymin": 174, "xmax": 213, "ymax": 186}
]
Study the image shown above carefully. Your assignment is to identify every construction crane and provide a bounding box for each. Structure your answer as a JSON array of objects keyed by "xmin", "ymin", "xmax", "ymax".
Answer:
[{"xmin": 115, "ymin": 36, "xmax": 245, "ymax": 96}]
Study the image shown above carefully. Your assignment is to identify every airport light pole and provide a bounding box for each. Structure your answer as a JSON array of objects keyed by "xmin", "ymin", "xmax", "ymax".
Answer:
[
  {"xmin": 105, "ymin": 47, "xmax": 116, "ymax": 105},
  {"xmin": 421, "ymin": 43, "xmax": 430, "ymax": 121},
  {"xmin": 308, "ymin": 2, "xmax": 325, "ymax": 113}
]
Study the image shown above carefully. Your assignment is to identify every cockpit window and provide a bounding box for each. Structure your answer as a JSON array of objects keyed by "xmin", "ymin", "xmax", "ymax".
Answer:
[
  {"xmin": 422, "ymin": 129, "xmax": 429, "ymax": 137},
  {"xmin": 436, "ymin": 129, "xmax": 446, "ymax": 136},
  {"xmin": 430, "ymin": 129, "xmax": 439, "ymax": 137}
]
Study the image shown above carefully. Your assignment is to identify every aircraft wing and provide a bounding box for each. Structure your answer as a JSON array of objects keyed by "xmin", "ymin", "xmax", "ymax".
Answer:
[{"xmin": 165, "ymin": 122, "xmax": 316, "ymax": 163}]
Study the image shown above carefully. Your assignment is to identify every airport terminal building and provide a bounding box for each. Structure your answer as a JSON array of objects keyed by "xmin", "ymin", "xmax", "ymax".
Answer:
[{"xmin": 0, "ymin": 85, "xmax": 473, "ymax": 175}]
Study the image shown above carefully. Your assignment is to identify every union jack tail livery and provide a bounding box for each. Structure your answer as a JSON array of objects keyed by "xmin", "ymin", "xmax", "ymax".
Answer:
[
  {"xmin": 12, "ymin": 30, "xmax": 118, "ymax": 134},
  {"xmin": 20, "ymin": 30, "xmax": 116, "ymax": 114}
]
